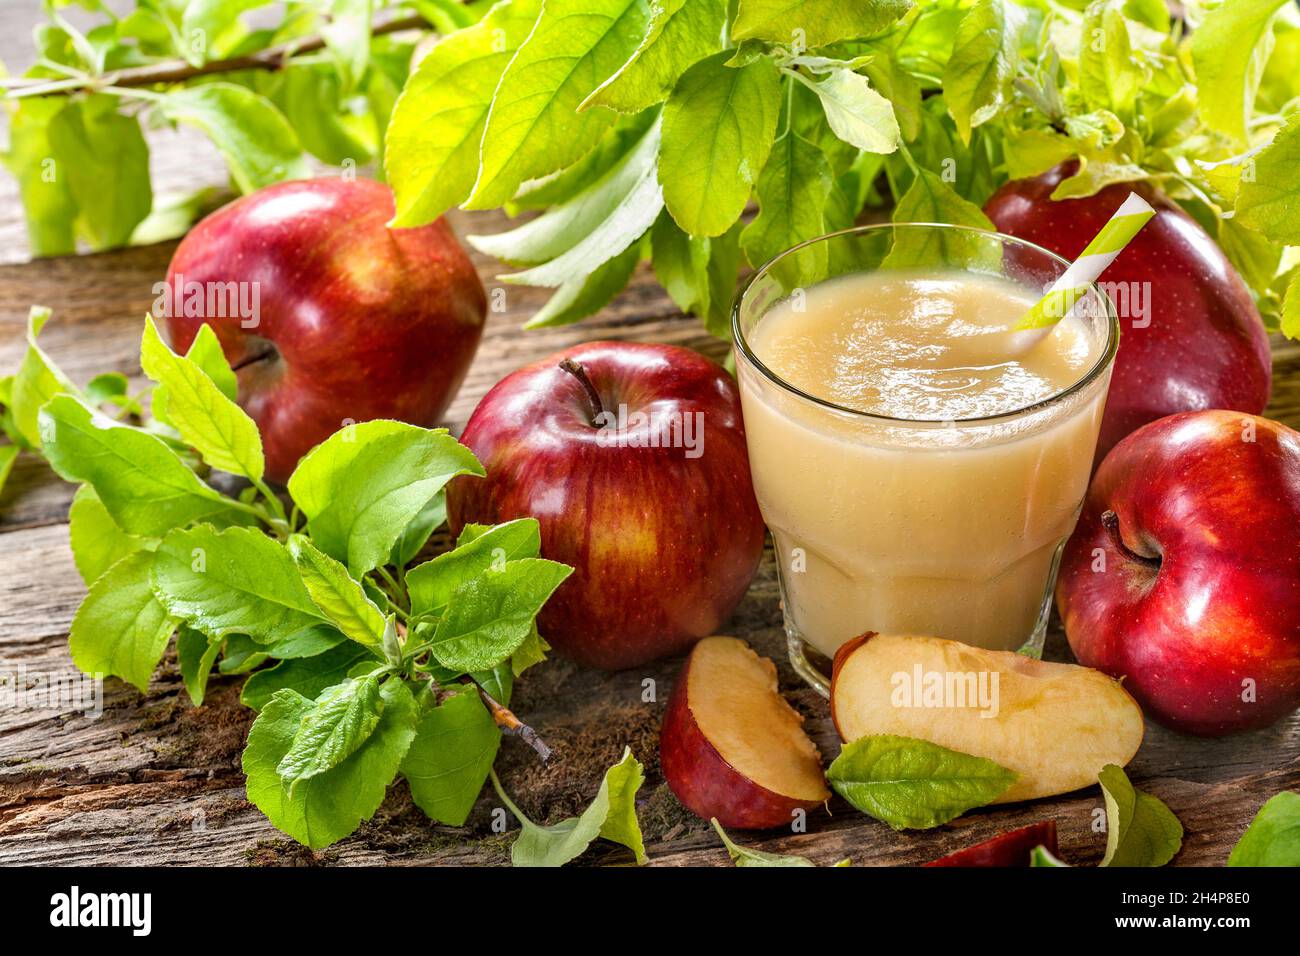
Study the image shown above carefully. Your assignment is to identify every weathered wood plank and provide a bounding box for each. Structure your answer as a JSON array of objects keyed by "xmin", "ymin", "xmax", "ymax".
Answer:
[{"xmin": 0, "ymin": 0, "xmax": 1296, "ymax": 867}]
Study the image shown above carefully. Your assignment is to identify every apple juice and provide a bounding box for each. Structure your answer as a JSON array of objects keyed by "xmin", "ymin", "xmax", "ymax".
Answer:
[{"xmin": 737, "ymin": 270, "xmax": 1112, "ymax": 659}]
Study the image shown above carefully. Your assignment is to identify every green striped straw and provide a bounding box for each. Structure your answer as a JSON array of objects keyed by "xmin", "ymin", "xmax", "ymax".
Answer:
[{"xmin": 1015, "ymin": 192, "xmax": 1156, "ymax": 331}]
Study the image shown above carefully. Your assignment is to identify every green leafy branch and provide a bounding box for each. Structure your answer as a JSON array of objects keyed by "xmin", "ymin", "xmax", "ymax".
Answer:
[
  {"xmin": 1, "ymin": 0, "xmax": 465, "ymax": 255},
  {"xmin": 383, "ymin": 0, "xmax": 1300, "ymax": 336},
  {"xmin": 0, "ymin": 307, "xmax": 645, "ymax": 861}
]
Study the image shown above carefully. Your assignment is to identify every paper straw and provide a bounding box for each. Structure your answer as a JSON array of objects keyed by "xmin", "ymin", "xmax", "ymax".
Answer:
[{"xmin": 1015, "ymin": 191, "xmax": 1156, "ymax": 331}]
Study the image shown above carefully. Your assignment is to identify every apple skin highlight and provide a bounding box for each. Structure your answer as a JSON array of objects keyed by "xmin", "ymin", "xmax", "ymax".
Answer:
[
  {"xmin": 1057, "ymin": 410, "xmax": 1300, "ymax": 735},
  {"xmin": 161, "ymin": 177, "xmax": 487, "ymax": 484}
]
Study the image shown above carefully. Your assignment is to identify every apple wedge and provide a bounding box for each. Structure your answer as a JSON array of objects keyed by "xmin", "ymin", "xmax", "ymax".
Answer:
[
  {"xmin": 660, "ymin": 637, "xmax": 830, "ymax": 829},
  {"xmin": 831, "ymin": 634, "xmax": 1143, "ymax": 803}
]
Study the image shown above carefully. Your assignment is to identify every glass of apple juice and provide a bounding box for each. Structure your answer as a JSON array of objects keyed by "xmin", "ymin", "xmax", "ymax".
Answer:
[{"xmin": 732, "ymin": 223, "xmax": 1120, "ymax": 695}]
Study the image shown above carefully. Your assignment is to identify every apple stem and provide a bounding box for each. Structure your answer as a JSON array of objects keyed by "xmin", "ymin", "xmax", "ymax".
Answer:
[
  {"xmin": 558, "ymin": 358, "xmax": 605, "ymax": 425},
  {"xmin": 1100, "ymin": 510, "xmax": 1161, "ymax": 570},
  {"xmin": 476, "ymin": 682, "xmax": 553, "ymax": 764}
]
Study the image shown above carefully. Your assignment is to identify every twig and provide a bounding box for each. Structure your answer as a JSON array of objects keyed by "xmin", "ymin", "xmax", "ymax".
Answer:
[
  {"xmin": 476, "ymin": 683, "xmax": 553, "ymax": 764},
  {"xmin": 3, "ymin": 12, "xmax": 426, "ymax": 99}
]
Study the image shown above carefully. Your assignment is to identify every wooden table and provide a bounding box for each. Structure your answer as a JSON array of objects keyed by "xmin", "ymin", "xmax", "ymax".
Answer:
[{"xmin": 2, "ymin": 5, "xmax": 1298, "ymax": 869}]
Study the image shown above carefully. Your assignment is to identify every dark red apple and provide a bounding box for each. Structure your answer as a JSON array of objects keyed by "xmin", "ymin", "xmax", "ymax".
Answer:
[
  {"xmin": 445, "ymin": 341, "xmax": 766, "ymax": 670},
  {"xmin": 924, "ymin": 821, "xmax": 1059, "ymax": 867},
  {"xmin": 985, "ymin": 163, "xmax": 1271, "ymax": 463},
  {"xmin": 160, "ymin": 177, "xmax": 486, "ymax": 483},
  {"xmin": 1057, "ymin": 410, "xmax": 1300, "ymax": 735},
  {"xmin": 660, "ymin": 637, "xmax": 829, "ymax": 829}
]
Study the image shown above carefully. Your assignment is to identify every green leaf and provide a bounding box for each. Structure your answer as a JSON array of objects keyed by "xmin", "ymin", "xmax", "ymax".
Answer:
[
  {"xmin": 39, "ymin": 395, "xmax": 235, "ymax": 537},
  {"xmin": 1236, "ymin": 119, "xmax": 1300, "ymax": 244},
  {"xmin": 502, "ymin": 747, "xmax": 647, "ymax": 866},
  {"xmin": 1228, "ymin": 792, "xmax": 1300, "ymax": 866},
  {"xmin": 243, "ymin": 678, "xmax": 418, "ymax": 850},
  {"xmin": 152, "ymin": 322, "xmax": 237, "ymax": 426},
  {"xmin": 139, "ymin": 316, "xmax": 264, "ymax": 480},
  {"xmin": 712, "ymin": 819, "xmax": 816, "ymax": 867},
  {"xmin": 740, "ymin": 130, "xmax": 833, "ymax": 273},
  {"xmin": 732, "ymin": 0, "xmax": 913, "ymax": 49},
  {"xmin": 650, "ymin": 213, "xmax": 740, "ymax": 335},
  {"xmin": 408, "ymin": 518, "xmax": 541, "ymax": 616},
  {"xmin": 402, "ymin": 687, "xmax": 501, "ymax": 825},
  {"xmin": 1049, "ymin": 157, "xmax": 1150, "ymax": 200},
  {"xmin": 3, "ymin": 99, "xmax": 78, "ymax": 256},
  {"xmin": 510, "ymin": 624, "xmax": 550, "ymax": 676},
  {"xmin": 1030, "ymin": 845, "xmax": 1070, "ymax": 867},
  {"xmin": 1281, "ymin": 271, "xmax": 1300, "ymax": 341},
  {"xmin": 320, "ymin": 0, "xmax": 373, "ymax": 94},
  {"xmin": 427, "ymin": 558, "xmax": 572, "ymax": 671},
  {"xmin": 473, "ymin": 116, "xmax": 663, "ymax": 287},
  {"xmin": 943, "ymin": 0, "xmax": 1019, "ymax": 143},
  {"xmin": 467, "ymin": 0, "xmax": 652, "ymax": 209},
  {"xmin": 1002, "ymin": 128, "xmax": 1077, "ymax": 180},
  {"xmin": 177, "ymin": 626, "xmax": 223, "ymax": 706},
  {"xmin": 241, "ymin": 641, "xmax": 373, "ymax": 711},
  {"xmin": 1192, "ymin": 0, "xmax": 1291, "ymax": 143},
  {"xmin": 1098, "ymin": 764, "xmax": 1183, "ymax": 867},
  {"xmin": 389, "ymin": 491, "xmax": 447, "ymax": 568},
  {"xmin": 151, "ymin": 525, "xmax": 326, "ymax": 644},
  {"xmin": 157, "ymin": 83, "xmax": 310, "ymax": 193},
  {"xmin": 582, "ymin": 0, "xmax": 726, "ymax": 113},
  {"xmin": 68, "ymin": 484, "xmax": 155, "ymax": 586},
  {"xmin": 84, "ymin": 372, "xmax": 132, "ymax": 411},
  {"xmin": 660, "ymin": 52, "xmax": 782, "ymax": 236},
  {"xmin": 0, "ymin": 446, "xmax": 17, "ymax": 498},
  {"xmin": 277, "ymin": 674, "xmax": 384, "ymax": 790},
  {"xmin": 46, "ymin": 95, "xmax": 152, "ymax": 249},
  {"xmin": 260, "ymin": 623, "xmax": 349, "ymax": 660},
  {"xmin": 792, "ymin": 67, "xmax": 899, "ymax": 155},
  {"xmin": 288, "ymin": 535, "xmax": 386, "ymax": 648},
  {"xmin": 524, "ymin": 241, "xmax": 643, "ymax": 328},
  {"xmin": 181, "ymin": 0, "xmax": 271, "ymax": 64},
  {"xmin": 286, "ymin": 420, "xmax": 484, "ymax": 576},
  {"xmin": 882, "ymin": 168, "xmax": 995, "ymax": 270},
  {"xmin": 1078, "ymin": 0, "xmax": 1144, "ymax": 122},
  {"xmin": 385, "ymin": 0, "xmax": 543, "ymax": 225},
  {"xmin": 11, "ymin": 307, "xmax": 77, "ymax": 449},
  {"xmin": 826, "ymin": 735, "xmax": 1017, "ymax": 830},
  {"xmin": 69, "ymin": 551, "xmax": 178, "ymax": 693}
]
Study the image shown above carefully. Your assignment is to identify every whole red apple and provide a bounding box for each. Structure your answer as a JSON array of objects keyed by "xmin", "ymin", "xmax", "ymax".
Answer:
[
  {"xmin": 985, "ymin": 163, "xmax": 1271, "ymax": 463},
  {"xmin": 1057, "ymin": 410, "xmax": 1300, "ymax": 735},
  {"xmin": 445, "ymin": 341, "xmax": 766, "ymax": 670},
  {"xmin": 160, "ymin": 177, "xmax": 486, "ymax": 483}
]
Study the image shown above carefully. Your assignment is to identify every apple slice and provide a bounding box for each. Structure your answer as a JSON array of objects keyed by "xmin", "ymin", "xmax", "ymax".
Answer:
[
  {"xmin": 660, "ymin": 637, "xmax": 830, "ymax": 829},
  {"xmin": 831, "ymin": 633, "xmax": 1143, "ymax": 803},
  {"xmin": 923, "ymin": 821, "xmax": 1058, "ymax": 867}
]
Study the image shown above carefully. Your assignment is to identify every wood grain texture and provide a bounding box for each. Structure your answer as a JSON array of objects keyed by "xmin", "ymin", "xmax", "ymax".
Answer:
[{"xmin": 0, "ymin": 1, "xmax": 1297, "ymax": 869}]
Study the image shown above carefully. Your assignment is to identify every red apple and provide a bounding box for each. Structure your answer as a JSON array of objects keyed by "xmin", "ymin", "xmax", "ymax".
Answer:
[
  {"xmin": 160, "ymin": 177, "xmax": 486, "ymax": 483},
  {"xmin": 1057, "ymin": 410, "xmax": 1300, "ymax": 735},
  {"xmin": 659, "ymin": 637, "xmax": 829, "ymax": 829},
  {"xmin": 445, "ymin": 341, "xmax": 766, "ymax": 670},
  {"xmin": 985, "ymin": 163, "xmax": 1271, "ymax": 463},
  {"xmin": 924, "ymin": 821, "xmax": 1059, "ymax": 867}
]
